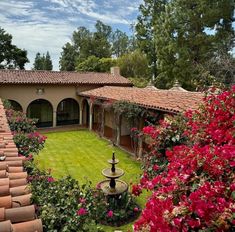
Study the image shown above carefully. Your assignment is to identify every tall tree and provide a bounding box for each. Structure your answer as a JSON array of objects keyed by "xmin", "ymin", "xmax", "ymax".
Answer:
[
  {"xmin": 33, "ymin": 52, "xmax": 43, "ymax": 70},
  {"xmin": 111, "ymin": 29, "xmax": 129, "ymax": 57},
  {"xmin": 136, "ymin": 0, "xmax": 168, "ymax": 79},
  {"xmin": 0, "ymin": 27, "xmax": 29, "ymax": 69},
  {"xmin": 117, "ymin": 49, "xmax": 150, "ymax": 79},
  {"xmin": 33, "ymin": 51, "xmax": 53, "ymax": 70},
  {"xmin": 155, "ymin": 0, "xmax": 235, "ymax": 89},
  {"xmin": 92, "ymin": 20, "xmax": 112, "ymax": 58},
  {"xmin": 59, "ymin": 42, "xmax": 77, "ymax": 71},
  {"xmin": 44, "ymin": 51, "xmax": 53, "ymax": 70},
  {"xmin": 59, "ymin": 21, "xmax": 117, "ymax": 71}
]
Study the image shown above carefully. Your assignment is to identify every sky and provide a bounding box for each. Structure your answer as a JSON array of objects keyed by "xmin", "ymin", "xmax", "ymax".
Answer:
[{"xmin": 0, "ymin": 0, "xmax": 142, "ymax": 70}]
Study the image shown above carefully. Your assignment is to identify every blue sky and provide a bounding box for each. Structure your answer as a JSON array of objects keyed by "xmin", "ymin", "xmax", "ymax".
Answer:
[{"xmin": 0, "ymin": 0, "xmax": 142, "ymax": 70}]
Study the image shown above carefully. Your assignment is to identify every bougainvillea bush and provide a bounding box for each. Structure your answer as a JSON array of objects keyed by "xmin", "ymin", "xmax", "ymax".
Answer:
[
  {"xmin": 5, "ymin": 109, "xmax": 46, "ymax": 157},
  {"xmin": 6, "ymin": 109, "xmax": 37, "ymax": 133},
  {"xmin": 133, "ymin": 86, "xmax": 235, "ymax": 231},
  {"xmin": 13, "ymin": 132, "xmax": 47, "ymax": 157}
]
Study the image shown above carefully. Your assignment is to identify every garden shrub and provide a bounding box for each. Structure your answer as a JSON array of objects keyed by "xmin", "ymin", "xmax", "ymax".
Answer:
[
  {"xmin": 6, "ymin": 109, "xmax": 37, "ymax": 133},
  {"xmin": 5, "ymin": 109, "xmax": 46, "ymax": 157},
  {"xmin": 133, "ymin": 86, "xmax": 235, "ymax": 231},
  {"xmin": 13, "ymin": 132, "xmax": 47, "ymax": 157}
]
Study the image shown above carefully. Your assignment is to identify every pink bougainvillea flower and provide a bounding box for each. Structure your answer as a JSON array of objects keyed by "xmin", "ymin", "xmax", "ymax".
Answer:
[
  {"xmin": 77, "ymin": 208, "xmax": 87, "ymax": 216},
  {"xmin": 79, "ymin": 198, "xmax": 86, "ymax": 204},
  {"xmin": 133, "ymin": 207, "xmax": 139, "ymax": 212},
  {"xmin": 107, "ymin": 210, "xmax": 113, "ymax": 218},
  {"xmin": 47, "ymin": 177, "xmax": 55, "ymax": 183}
]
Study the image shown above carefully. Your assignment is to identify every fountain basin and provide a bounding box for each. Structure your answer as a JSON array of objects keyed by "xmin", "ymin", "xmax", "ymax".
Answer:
[
  {"xmin": 98, "ymin": 180, "xmax": 128, "ymax": 195},
  {"xmin": 102, "ymin": 168, "xmax": 124, "ymax": 179}
]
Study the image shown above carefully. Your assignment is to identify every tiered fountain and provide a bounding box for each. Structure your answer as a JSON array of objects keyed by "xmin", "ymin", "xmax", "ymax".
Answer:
[{"xmin": 99, "ymin": 152, "xmax": 128, "ymax": 196}]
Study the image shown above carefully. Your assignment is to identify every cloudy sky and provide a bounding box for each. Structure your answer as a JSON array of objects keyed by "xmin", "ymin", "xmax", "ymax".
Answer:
[{"xmin": 0, "ymin": 0, "xmax": 142, "ymax": 70}]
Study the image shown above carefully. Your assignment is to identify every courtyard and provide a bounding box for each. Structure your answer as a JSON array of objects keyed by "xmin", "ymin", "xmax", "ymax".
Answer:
[{"xmin": 35, "ymin": 129, "xmax": 146, "ymax": 231}]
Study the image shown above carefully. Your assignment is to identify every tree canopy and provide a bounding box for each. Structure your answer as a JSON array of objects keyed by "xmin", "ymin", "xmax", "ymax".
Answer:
[
  {"xmin": 136, "ymin": 0, "xmax": 235, "ymax": 90},
  {"xmin": 0, "ymin": 27, "xmax": 29, "ymax": 69},
  {"xmin": 33, "ymin": 51, "xmax": 53, "ymax": 70},
  {"xmin": 59, "ymin": 21, "xmax": 132, "ymax": 71}
]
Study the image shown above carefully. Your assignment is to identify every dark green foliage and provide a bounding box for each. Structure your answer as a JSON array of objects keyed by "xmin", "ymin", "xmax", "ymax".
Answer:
[
  {"xmin": 154, "ymin": 0, "xmax": 235, "ymax": 90},
  {"xmin": 76, "ymin": 56, "xmax": 117, "ymax": 72},
  {"xmin": 33, "ymin": 51, "xmax": 53, "ymax": 70},
  {"xmin": 59, "ymin": 21, "xmax": 132, "ymax": 71},
  {"xmin": 111, "ymin": 29, "xmax": 130, "ymax": 57},
  {"xmin": 117, "ymin": 50, "xmax": 150, "ymax": 79},
  {"xmin": 136, "ymin": 0, "xmax": 168, "ymax": 79},
  {"xmin": 59, "ymin": 42, "xmax": 77, "ymax": 71},
  {"xmin": 0, "ymin": 27, "xmax": 29, "ymax": 69}
]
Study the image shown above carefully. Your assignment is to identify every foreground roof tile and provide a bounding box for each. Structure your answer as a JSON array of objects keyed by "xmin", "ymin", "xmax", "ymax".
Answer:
[{"xmin": 0, "ymin": 99, "xmax": 43, "ymax": 231}]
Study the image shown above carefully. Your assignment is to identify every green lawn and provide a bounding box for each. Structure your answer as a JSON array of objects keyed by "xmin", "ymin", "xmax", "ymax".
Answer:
[{"xmin": 35, "ymin": 130, "xmax": 147, "ymax": 232}]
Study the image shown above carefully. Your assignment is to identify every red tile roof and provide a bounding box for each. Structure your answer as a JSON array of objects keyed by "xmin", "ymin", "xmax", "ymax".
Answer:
[
  {"xmin": 80, "ymin": 86, "xmax": 204, "ymax": 113},
  {"xmin": 0, "ymin": 69, "xmax": 131, "ymax": 86},
  {"xmin": 0, "ymin": 99, "xmax": 43, "ymax": 232}
]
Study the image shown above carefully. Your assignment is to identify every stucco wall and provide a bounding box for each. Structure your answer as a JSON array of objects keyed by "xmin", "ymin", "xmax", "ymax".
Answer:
[
  {"xmin": 121, "ymin": 116, "xmax": 131, "ymax": 136},
  {"xmin": 104, "ymin": 110, "xmax": 115, "ymax": 129},
  {"xmin": 0, "ymin": 84, "xmax": 100, "ymax": 112}
]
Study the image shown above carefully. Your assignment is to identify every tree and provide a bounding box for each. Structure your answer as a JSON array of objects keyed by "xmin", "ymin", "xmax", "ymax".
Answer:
[
  {"xmin": 0, "ymin": 27, "xmax": 29, "ymax": 69},
  {"xmin": 76, "ymin": 56, "xmax": 100, "ymax": 72},
  {"xmin": 59, "ymin": 42, "xmax": 77, "ymax": 71},
  {"xmin": 33, "ymin": 51, "xmax": 53, "ymax": 70},
  {"xmin": 111, "ymin": 29, "xmax": 129, "ymax": 57},
  {"xmin": 154, "ymin": 0, "xmax": 235, "ymax": 90},
  {"xmin": 60, "ymin": 21, "xmax": 114, "ymax": 71},
  {"xmin": 33, "ymin": 52, "xmax": 43, "ymax": 70},
  {"xmin": 136, "ymin": 0, "xmax": 168, "ymax": 79},
  {"xmin": 117, "ymin": 50, "xmax": 150, "ymax": 79},
  {"xmin": 92, "ymin": 20, "xmax": 112, "ymax": 58},
  {"xmin": 44, "ymin": 52, "xmax": 53, "ymax": 70},
  {"xmin": 76, "ymin": 56, "xmax": 117, "ymax": 72}
]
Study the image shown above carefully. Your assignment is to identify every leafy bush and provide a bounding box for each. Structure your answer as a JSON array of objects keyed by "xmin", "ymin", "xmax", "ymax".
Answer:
[
  {"xmin": 13, "ymin": 132, "xmax": 46, "ymax": 157},
  {"xmin": 133, "ymin": 86, "xmax": 235, "ymax": 231},
  {"xmin": 6, "ymin": 109, "xmax": 37, "ymax": 133}
]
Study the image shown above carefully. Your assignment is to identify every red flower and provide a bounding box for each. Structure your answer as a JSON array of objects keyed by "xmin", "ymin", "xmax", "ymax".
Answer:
[
  {"xmin": 107, "ymin": 210, "xmax": 113, "ymax": 218},
  {"xmin": 77, "ymin": 208, "xmax": 87, "ymax": 216}
]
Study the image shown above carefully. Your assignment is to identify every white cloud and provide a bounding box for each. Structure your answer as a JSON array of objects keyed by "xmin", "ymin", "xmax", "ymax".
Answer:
[{"xmin": 0, "ymin": 0, "xmax": 141, "ymax": 70}]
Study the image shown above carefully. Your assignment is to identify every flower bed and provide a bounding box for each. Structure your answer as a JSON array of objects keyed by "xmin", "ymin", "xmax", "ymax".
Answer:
[{"xmin": 133, "ymin": 86, "xmax": 235, "ymax": 231}]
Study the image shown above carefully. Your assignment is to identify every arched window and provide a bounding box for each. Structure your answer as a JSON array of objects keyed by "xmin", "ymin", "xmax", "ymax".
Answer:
[
  {"xmin": 57, "ymin": 98, "xmax": 79, "ymax": 126},
  {"xmin": 7, "ymin": 100, "xmax": 23, "ymax": 111},
  {"xmin": 27, "ymin": 99, "xmax": 53, "ymax": 127}
]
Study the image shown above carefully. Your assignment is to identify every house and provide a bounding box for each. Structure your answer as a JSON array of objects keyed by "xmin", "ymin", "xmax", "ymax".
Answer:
[{"xmin": 0, "ymin": 68, "xmax": 203, "ymax": 155}]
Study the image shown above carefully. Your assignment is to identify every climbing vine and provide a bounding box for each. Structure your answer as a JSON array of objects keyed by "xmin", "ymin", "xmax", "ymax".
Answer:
[{"xmin": 112, "ymin": 100, "xmax": 145, "ymax": 124}]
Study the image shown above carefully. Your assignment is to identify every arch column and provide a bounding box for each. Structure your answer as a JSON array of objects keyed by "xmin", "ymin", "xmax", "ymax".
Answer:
[
  {"xmin": 79, "ymin": 108, "xmax": 83, "ymax": 125},
  {"xmin": 89, "ymin": 102, "xmax": 93, "ymax": 131},
  {"xmin": 53, "ymin": 110, "xmax": 57, "ymax": 127}
]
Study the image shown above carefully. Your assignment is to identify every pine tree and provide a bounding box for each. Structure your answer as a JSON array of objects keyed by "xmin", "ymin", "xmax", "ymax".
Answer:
[
  {"xmin": 44, "ymin": 51, "xmax": 53, "ymax": 70},
  {"xmin": 33, "ymin": 51, "xmax": 53, "ymax": 70},
  {"xmin": 136, "ymin": 0, "xmax": 168, "ymax": 79},
  {"xmin": 154, "ymin": 0, "xmax": 234, "ymax": 89},
  {"xmin": 33, "ymin": 52, "xmax": 43, "ymax": 70}
]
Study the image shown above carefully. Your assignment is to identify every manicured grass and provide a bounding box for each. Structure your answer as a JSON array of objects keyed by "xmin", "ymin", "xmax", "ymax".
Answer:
[{"xmin": 35, "ymin": 130, "xmax": 147, "ymax": 231}]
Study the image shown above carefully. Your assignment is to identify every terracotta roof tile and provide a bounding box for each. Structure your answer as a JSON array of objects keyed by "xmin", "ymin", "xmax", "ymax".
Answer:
[
  {"xmin": 80, "ymin": 86, "xmax": 203, "ymax": 113},
  {"xmin": 0, "ymin": 99, "xmax": 43, "ymax": 232},
  {"xmin": 0, "ymin": 69, "xmax": 132, "ymax": 86}
]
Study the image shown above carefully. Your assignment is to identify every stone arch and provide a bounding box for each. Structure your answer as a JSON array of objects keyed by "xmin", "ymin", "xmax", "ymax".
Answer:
[
  {"xmin": 7, "ymin": 99, "xmax": 23, "ymax": 111},
  {"xmin": 27, "ymin": 99, "xmax": 53, "ymax": 127},
  {"xmin": 81, "ymin": 99, "xmax": 89, "ymax": 127},
  {"xmin": 56, "ymin": 98, "xmax": 79, "ymax": 126}
]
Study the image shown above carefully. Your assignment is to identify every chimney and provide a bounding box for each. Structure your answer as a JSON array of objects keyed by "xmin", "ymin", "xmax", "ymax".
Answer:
[{"xmin": 110, "ymin": 66, "xmax": 120, "ymax": 76}]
